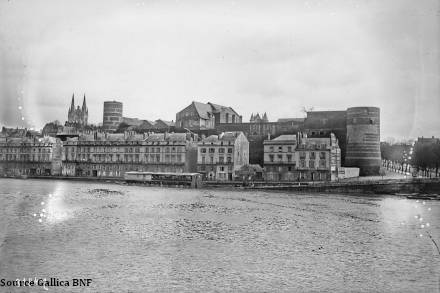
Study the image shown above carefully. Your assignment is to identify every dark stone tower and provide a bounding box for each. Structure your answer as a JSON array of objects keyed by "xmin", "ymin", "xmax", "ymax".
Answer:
[{"xmin": 345, "ymin": 107, "xmax": 381, "ymax": 175}]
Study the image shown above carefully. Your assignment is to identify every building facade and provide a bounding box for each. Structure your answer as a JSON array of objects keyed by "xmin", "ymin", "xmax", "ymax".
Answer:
[
  {"xmin": 176, "ymin": 101, "xmax": 242, "ymax": 130},
  {"xmin": 61, "ymin": 132, "xmax": 197, "ymax": 178},
  {"xmin": 196, "ymin": 132, "xmax": 249, "ymax": 181},
  {"xmin": 68, "ymin": 94, "xmax": 88, "ymax": 125},
  {"xmin": 264, "ymin": 133, "xmax": 341, "ymax": 181},
  {"xmin": 0, "ymin": 137, "xmax": 62, "ymax": 176}
]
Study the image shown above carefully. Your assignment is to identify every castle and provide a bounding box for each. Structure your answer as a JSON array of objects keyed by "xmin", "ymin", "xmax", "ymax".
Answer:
[{"xmin": 67, "ymin": 94, "xmax": 88, "ymax": 125}]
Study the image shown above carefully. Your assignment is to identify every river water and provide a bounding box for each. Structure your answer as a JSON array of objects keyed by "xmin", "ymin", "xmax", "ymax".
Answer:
[{"xmin": 0, "ymin": 178, "xmax": 439, "ymax": 292}]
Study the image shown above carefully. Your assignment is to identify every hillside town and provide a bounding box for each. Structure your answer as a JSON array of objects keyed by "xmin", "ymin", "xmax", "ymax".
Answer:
[{"xmin": 0, "ymin": 96, "xmax": 385, "ymax": 183}]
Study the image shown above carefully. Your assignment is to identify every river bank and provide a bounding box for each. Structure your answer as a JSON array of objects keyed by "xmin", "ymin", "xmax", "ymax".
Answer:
[{"xmin": 2, "ymin": 175, "xmax": 440, "ymax": 196}]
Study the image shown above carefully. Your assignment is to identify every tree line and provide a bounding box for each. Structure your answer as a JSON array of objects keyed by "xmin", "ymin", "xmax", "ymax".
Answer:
[{"xmin": 381, "ymin": 140, "xmax": 440, "ymax": 177}]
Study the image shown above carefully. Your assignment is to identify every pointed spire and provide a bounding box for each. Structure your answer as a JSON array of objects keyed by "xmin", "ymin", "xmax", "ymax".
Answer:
[
  {"xmin": 250, "ymin": 113, "xmax": 254, "ymax": 122},
  {"xmin": 82, "ymin": 93, "xmax": 87, "ymax": 112},
  {"xmin": 70, "ymin": 93, "xmax": 75, "ymax": 110}
]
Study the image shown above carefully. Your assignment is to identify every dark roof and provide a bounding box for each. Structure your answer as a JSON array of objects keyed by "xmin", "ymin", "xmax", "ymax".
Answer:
[
  {"xmin": 156, "ymin": 119, "xmax": 175, "ymax": 127},
  {"xmin": 208, "ymin": 102, "xmax": 240, "ymax": 116},
  {"xmin": 192, "ymin": 101, "xmax": 213, "ymax": 120}
]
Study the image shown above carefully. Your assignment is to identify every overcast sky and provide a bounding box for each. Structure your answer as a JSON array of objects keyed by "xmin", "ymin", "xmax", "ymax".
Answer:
[{"xmin": 0, "ymin": 0, "xmax": 439, "ymax": 140}]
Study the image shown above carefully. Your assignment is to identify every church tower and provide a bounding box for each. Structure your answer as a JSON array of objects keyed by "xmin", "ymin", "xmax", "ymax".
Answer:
[
  {"xmin": 81, "ymin": 94, "xmax": 88, "ymax": 125},
  {"xmin": 67, "ymin": 93, "xmax": 88, "ymax": 125}
]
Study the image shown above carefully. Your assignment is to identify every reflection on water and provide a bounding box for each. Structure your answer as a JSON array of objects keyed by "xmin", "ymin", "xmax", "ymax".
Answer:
[
  {"xmin": 0, "ymin": 178, "xmax": 439, "ymax": 292},
  {"xmin": 44, "ymin": 183, "xmax": 73, "ymax": 224}
]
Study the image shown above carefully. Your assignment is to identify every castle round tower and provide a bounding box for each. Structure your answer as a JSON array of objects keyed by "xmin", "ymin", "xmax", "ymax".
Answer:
[
  {"xmin": 345, "ymin": 107, "xmax": 381, "ymax": 175},
  {"xmin": 103, "ymin": 101, "xmax": 123, "ymax": 132}
]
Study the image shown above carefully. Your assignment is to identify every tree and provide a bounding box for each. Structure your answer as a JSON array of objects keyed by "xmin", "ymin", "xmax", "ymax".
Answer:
[{"xmin": 412, "ymin": 142, "xmax": 438, "ymax": 176}]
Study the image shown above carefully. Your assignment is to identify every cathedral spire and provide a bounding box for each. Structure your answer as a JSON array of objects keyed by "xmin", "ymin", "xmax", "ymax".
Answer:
[
  {"xmin": 70, "ymin": 93, "xmax": 75, "ymax": 111},
  {"xmin": 82, "ymin": 93, "xmax": 87, "ymax": 112}
]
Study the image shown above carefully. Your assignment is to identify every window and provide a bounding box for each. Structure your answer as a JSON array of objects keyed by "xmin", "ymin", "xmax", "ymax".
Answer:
[
  {"xmin": 269, "ymin": 146, "xmax": 274, "ymax": 152},
  {"xmin": 287, "ymin": 154, "xmax": 292, "ymax": 162},
  {"xmin": 219, "ymin": 148, "xmax": 225, "ymax": 153},
  {"xmin": 219, "ymin": 157, "xmax": 224, "ymax": 163},
  {"xmin": 300, "ymin": 160, "xmax": 306, "ymax": 168},
  {"xmin": 319, "ymin": 159, "xmax": 326, "ymax": 168},
  {"xmin": 201, "ymin": 148, "xmax": 206, "ymax": 153},
  {"xmin": 227, "ymin": 157, "xmax": 232, "ymax": 163},
  {"xmin": 278, "ymin": 146, "xmax": 282, "ymax": 152},
  {"xmin": 277, "ymin": 154, "xmax": 282, "ymax": 160},
  {"xmin": 309, "ymin": 160, "xmax": 315, "ymax": 169},
  {"xmin": 287, "ymin": 146, "xmax": 292, "ymax": 152},
  {"xmin": 299, "ymin": 151, "xmax": 306, "ymax": 159},
  {"xmin": 202, "ymin": 156, "xmax": 205, "ymax": 164},
  {"xmin": 210, "ymin": 157, "xmax": 214, "ymax": 164},
  {"xmin": 320, "ymin": 152, "xmax": 326, "ymax": 159},
  {"xmin": 310, "ymin": 152, "xmax": 316, "ymax": 159},
  {"xmin": 288, "ymin": 166, "xmax": 292, "ymax": 172},
  {"xmin": 269, "ymin": 154, "xmax": 274, "ymax": 162},
  {"xmin": 209, "ymin": 148, "xmax": 215, "ymax": 153},
  {"xmin": 227, "ymin": 148, "xmax": 233, "ymax": 153}
]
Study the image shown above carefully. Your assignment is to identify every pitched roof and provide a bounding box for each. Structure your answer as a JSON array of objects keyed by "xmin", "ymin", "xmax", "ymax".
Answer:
[
  {"xmin": 202, "ymin": 135, "xmax": 220, "ymax": 143},
  {"xmin": 106, "ymin": 133, "xmax": 126, "ymax": 141},
  {"xmin": 208, "ymin": 102, "xmax": 239, "ymax": 115},
  {"xmin": 273, "ymin": 134, "xmax": 297, "ymax": 141},
  {"xmin": 122, "ymin": 117, "xmax": 143, "ymax": 126},
  {"xmin": 145, "ymin": 133, "xmax": 165, "ymax": 142},
  {"xmin": 155, "ymin": 119, "xmax": 175, "ymax": 127},
  {"xmin": 168, "ymin": 133, "xmax": 187, "ymax": 141},
  {"xmin": 192, "ymin": 101, "xmax": 213, "ymax": 120}
]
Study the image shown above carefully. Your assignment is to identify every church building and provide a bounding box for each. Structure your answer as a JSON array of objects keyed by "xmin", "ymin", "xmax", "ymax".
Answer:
[{"xmin": 67, "ymin": 94, "xmax": 88, "ymax": 125}]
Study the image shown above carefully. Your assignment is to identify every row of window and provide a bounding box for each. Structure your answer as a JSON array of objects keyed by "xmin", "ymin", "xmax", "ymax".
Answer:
[
  {"xmin": 0, "ymin": 148, "xmax": 52, "ymax": 153},
  {"xmin": 67, "ymin": 153, "xmax": 184, "ymax": 164},
  {"xmin": 266, "ymin": 144, "xmax": 327, "ymax": 152},
  {"xmin": 200, "ymin": 148, "xmax": 233, "ymax": 154},
  {"xmin": 198, "ymin": 165, "xmax": 233, "ymax": 172},
  {"xmin": 266, "ymin": 159, "xmax": 327, "ymax": 170},
  {"xmin": 267, "ymin": 152, "xmax": 326, "ymax": 162},
  {"xmin": 70, "ymin": 146, "xmax": 185, "ymax": 153},
  {"xmin": 0, "ymin": 154, "xmax": 51, "ymax": 162},
  {"xmin": 200, "ymin": 156, "xmax": 232, "ymax": 164}
]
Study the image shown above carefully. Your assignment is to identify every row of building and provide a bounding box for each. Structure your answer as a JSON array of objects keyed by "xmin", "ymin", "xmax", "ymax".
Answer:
[
  {"xmin": 0, "ymin": 128, "xmax": 356, "ymax": 181},
  {"xmin": 40, "ymin": 96, "xmax": 381, "ymax": 176}
]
